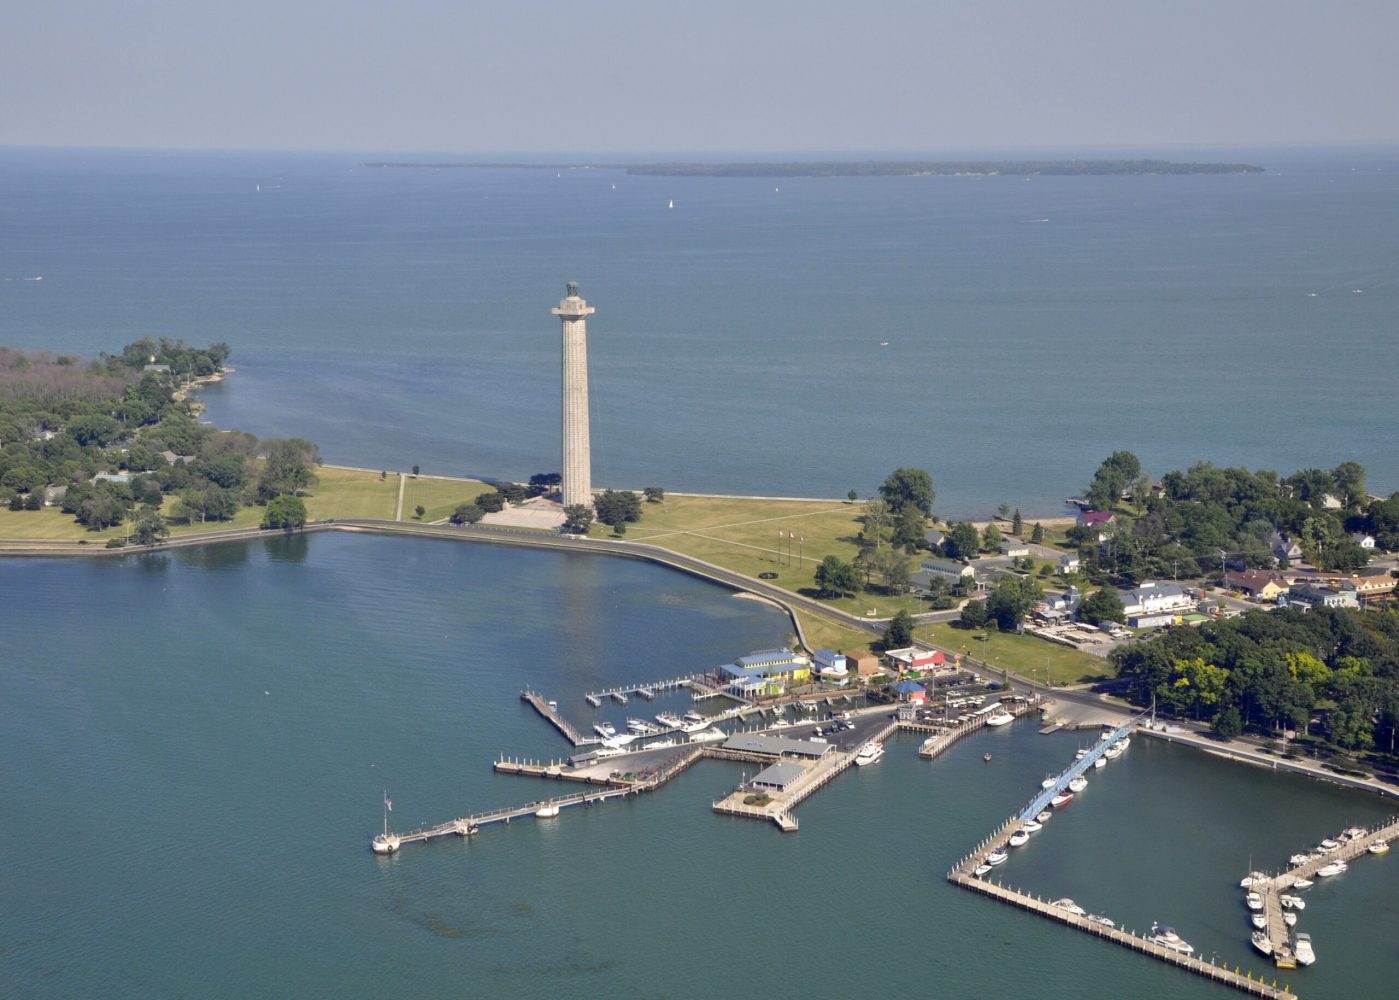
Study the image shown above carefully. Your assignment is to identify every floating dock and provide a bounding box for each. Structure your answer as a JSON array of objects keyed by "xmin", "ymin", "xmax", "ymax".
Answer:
[
  {"xmin": 918, "ymin": 700, "xmax": 1042, "ymax": 759},
  {"xmin": 520, "ymin": 690, "xmax": 598, "ymax": 746}
]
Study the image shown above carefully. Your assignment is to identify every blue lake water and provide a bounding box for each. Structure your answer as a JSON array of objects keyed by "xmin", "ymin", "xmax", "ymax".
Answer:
[
  {"xmin": 1, "ymin": 145, "xmax": 1396, "ymax": 516},
  {"xmin": 2, "ymin": 534, "xmax": 1396, "ymax": 999}
]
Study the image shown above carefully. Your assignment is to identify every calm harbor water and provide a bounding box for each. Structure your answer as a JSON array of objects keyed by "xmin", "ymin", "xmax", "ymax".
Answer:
[
  {"xmin": 2, "ymin": 534, "xmax": 1396, "ymax": 998},
  {"xmin": 1, "ymin": 145, "xmax": 1397, "ymax": 515}
]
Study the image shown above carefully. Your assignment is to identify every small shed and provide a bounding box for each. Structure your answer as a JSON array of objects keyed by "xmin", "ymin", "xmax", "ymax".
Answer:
[{"xmin": 893, "ymin": 680, "xmax": 927, "ymax": 704}]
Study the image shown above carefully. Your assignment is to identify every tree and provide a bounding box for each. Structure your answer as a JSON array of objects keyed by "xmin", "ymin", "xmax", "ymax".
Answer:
[
  {"xmin": 131, "ymin": 510, "xmax": 169, "ymax": 547},
  {"xmin": 815, "ymin": 555, "xmax": 859, "ymax": 598},
  {"xmin": 883, "ymin": 609, "xmax": 914, "ymax": 649},
  {"xmin": 413, "ymin": 504, "xmax": 426, "ymax": 519},
  {"xmin": 891, "ymin": 504, "xmax": 926, "ymax": 549},
  {"xmin": 1086, "ymin": 451, "xmax": 1141, "ymax": 511},
  {"xmin": 261, "ymin": 495, "xmax": 307, "ymax": 530},
  {"xmin": 986, "ymin": 575, "xmax": 1043, "ymax": 631},
  {"xmin": 860, "ymin": 499, "xmax": 892, "ymax": 549},
  {"xmin": 1078, "ymin": 587, "xmax": 1126, "ymax": 626},
  {"xmin": 944, "ymin": 522, "xmax": 981, "ymax": 560},
  {"xmin": 67, "ymin": 413, "xmax": 122, "ymax": 447},
  {"xmin": 494, "ymin": 482, "xmax": 528, "ymax": 505},
  {"xmin": 879, "ymin": 467, "xmax": 935, "ymax": 516},
  {"xmin": 1011, "ymin": 509, "xmax": 1023, "ymax": 537},
  {"xmin": 562, "ymin": 503, "xmax": 594, "ymax": 534},
  {"xmin": 476, "ymin": 492, "xmax": 505, "ymax": 513},
  {"xmin": 594, "ymin": 490, "xmax": 642, "ymax": 526},
  {"xmin": 643, "ymin": 486, "xmax": 665, "ymax": 503},
  {"xmin": 258, "ymin": 438, "xmax": 319, "ymax": 499},
  {"xmin": 411, "ymin": 465, "xmax": 420, "ymax": 477},
  {"xmin": 960, "ymin": 599, "xmax": 989, "ymax": 629},
  {"xmin": 527, "ymin": 472, "xmax": 561, "ymax": 497},
  {"xmin": 450, "ymin": 502, "xmax": 484, "ymax": 525},
  {"xmin": 1031, "ymin": 522, "xmax": 1044, "ymax": 544},
  {"xmin": 868, "ymin": 546, "xmax": 914, "ymax": 593},
  {"xmin": 1212, "ymin": 705, "xmax": 1244, "ymax": 738},
  {"xmin": 847, "ymin": 489, "xmax": 859, "ymax": 502},
  {"xmin": 982, "ymin": 524, "xmax": 1003, "ymax": 551}
]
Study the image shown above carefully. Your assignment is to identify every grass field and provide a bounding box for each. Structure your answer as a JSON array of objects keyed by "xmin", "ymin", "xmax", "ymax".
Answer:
[
  {"xmin": 401, "ymin": 475, "xmax": 491, "ymax": 523},
  {"xmin": 914, "ymin": 621, "xmax": 1109, "ymax": 686}
]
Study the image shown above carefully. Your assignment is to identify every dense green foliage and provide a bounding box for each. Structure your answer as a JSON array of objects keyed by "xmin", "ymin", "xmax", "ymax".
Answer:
[
  {"xmin": 261, "ymin": 495, "xmax": 308, "ymax": 530},
  {"xmin": 878, "ymin": 467, "xmax": 935, "ymax": 517},
  {"xmin": 814, "ymin": 555, "xmax": 860, "ymax": 598},
  {"xmin": 450, "ymin": 502, "xmax": 485, "ymax": 526},
  {"xmin": 561, "ymin": 503, "xmax": 594, "ymax": 534},
  {"xmin": 593, "ymin": 489, "xmax": 642, "ymax": 526},
  {"xmin": 1114, "ymin": 607, "xmax": 1399, "ymax": 754},
  {"xmin": 882, "ymin": 609, "xmax": 914, "ymax": 649}
]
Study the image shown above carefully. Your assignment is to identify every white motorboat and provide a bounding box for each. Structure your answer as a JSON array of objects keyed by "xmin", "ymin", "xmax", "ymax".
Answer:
[
  {"xmin": 985, "ymin": 710, "xmax": 1014, "ymax": 727},
  {"xmin": 1093, "ymin": 756, "xmax": 1107, "ymax": 768},
  {"xmin": 1291, "ymin": 878, "xmax": 1313, "ymax": 889},
  {"xmin": 973, "ymin": 864, "xmax": 993, "ymax": 877},
  {"xmin": 1021, "ymin": 819, "xmax": 1042, "ymax": 833},
  {"xmin": 1280, "ymin": 894, "xmax": 1305, "ymax": 910},
  {"xmin": 688, "ymin": 728, "xmax": 727, "ymax": 743},
  {"xmin": 1294, "ymin": 932, "xmax": 1316, "ymax": 966},
  {"xmin": 1289, "ymin": 853, "xmax": 1313, "ymax": 866},
  {"xmin": 1051, "ymin": 898, "xmax": 1086, "ymax": 916},
  {"xmin": 1251, "ymin": 931, "xmax": 1273, "ymax": 956},
  {"xmin": 1008, "ymin": 829, "xmax": 1030, "ymax": 847},
  {"xmin": 1035, "ymin": 810, "xmax": 1052, "ymax": 823},
  {"xmin": 769, "ymin": 717, "xmax": 792, "ymax": 729},
  {"xmin": 1102, "ymin": 743, "xmax": 1124, "ymax": 760},
  {"xmin": 601, "ymin": 733, "xmax": 638, "ymax": 748},
  {"xmin": 655, "ymin": 712, "xmax": 683, "ymax": 729},
  {"xmin": 1149, "ymin": 924, "xmax": 1194, "ymax": 954},
  {"xmin": 1317, "ymin": 838, "xmax": 1340, "ymax": 853},
  {"xmin": 1315, "ymin": 860, "xmax": 1348, "ymax": 877},
  {"xmin": 855, "ymin": 743, "xmax": 885, "ymax": 766},
  {"xmin": 535, "ymin": 804, "xmax": 560, "ymax": 818},
  {"xmin": 1239, "ymin": 871, "xmax": 1268, "ymax": 888},
  {"xmin": 1074, "ymin": 748, "xmax": 1089, "ymax": 760},
  {"xmin": 1340, "ymin": 826, "xmax": 1365, "ymax": 841},
  {"xmin": 682, "ymin": 710, "xmax": 705, "ymax": 724},
  {"xmin": 1246, "ymin": 891, "xmax": 1263, "ymax": 911},
  {"xmin": 1041, "ymin": 776, "xmax": 1056, "ymax": 789},
  {"xmin": 643, "ymin": 738, "xmax": 677, "ymax": 750},
  {"xmin": 1283, "ymin": 911, "xmax": 1297, "ymax": 927},
  {"xmin": 1068, "ymin": 775, "xmax": 1088, "ymax": 793},
  {"xmin": 627, "ymin": 718, "xmax": 659, "ymax": 734},
  {"xmin": 593, "ymin": 722, "xmax": 617, "ymax": 738},
  {"xmin": 1085, "ymin": 913, "xmax": 1115, "ymax": 928},
  {"xmin": 985, "ymin": 848, "xmax": 1008, "ymax": 866},
  {"xmin": 1250, "ymin": 913, "xmax": 1267, "ymax": 929},
  {"xmin": 1369, "ymin": 840, "xmax": 1390, "ymax": 854},
  {"xmin": 681, "ymin": 719, "xmax": 710, "ymax": 733}
]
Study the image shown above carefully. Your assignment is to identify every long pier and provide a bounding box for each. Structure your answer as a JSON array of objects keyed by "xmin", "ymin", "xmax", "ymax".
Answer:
[
  {"xmin": 1254, "ymin": 816, "xmax": 1399, "ymax": 962},
  {"xmin": 520, "ymin": 691, "xmax": 598, "ymax": 746},
  {"xmin": 583, "ymin": 675, "xmax": 699, "ymax": 705}
]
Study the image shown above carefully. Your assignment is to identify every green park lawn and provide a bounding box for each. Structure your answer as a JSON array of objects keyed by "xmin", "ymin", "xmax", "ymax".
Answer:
[
  {"xmin": 401, "ymin": 475, "xmax": 492, "ymax": 523},
  {"xmin": 914, "ymin": 621, "xmax": 1108, "ymax": 686}
]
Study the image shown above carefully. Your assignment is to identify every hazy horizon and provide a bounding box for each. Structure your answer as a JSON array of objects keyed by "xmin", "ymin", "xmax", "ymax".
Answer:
[{"xmin": 3, "ymin": 1, "xmax": 1397, "ymax": 153}]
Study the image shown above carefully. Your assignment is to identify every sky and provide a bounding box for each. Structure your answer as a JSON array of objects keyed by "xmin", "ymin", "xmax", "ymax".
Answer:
[{"xmin": 2, "ymin": 0, "xmax": 1397, "ymax": 153}]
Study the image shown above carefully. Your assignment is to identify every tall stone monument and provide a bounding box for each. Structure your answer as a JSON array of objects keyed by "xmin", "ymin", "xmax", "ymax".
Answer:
[{"xmin": 552, "ymin": 281, "xmax": 594, "ymax": 509}]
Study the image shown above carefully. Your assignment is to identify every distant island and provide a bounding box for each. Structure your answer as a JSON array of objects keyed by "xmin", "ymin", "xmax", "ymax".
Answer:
[{"xmin": 361, "ymin": 159, "xmax": 1264, "ymax": 177}]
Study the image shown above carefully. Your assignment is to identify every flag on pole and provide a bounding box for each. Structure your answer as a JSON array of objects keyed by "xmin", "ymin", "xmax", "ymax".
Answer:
[{"xmin": 384, "ymin": 792, "xmax": 393, "ymax": 812}]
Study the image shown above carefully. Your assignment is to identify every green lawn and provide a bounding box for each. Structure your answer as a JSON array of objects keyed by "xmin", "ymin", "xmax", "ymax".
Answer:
[
  {"xmin": 401, "ymin": 475, "xmax": 492, "ymax": 523},
  {"xmin": 914, "ymin": 621, "xmax": 1110, "ymax": 686}
]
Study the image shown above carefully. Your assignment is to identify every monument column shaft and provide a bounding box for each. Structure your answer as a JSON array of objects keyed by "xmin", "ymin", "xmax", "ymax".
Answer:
[{"xmin": 552, "ymin": 285, "xmax": 595, "ymax": 510}]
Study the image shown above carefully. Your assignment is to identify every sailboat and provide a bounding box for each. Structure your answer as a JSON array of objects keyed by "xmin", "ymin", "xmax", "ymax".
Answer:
[
  {"xmin": 667, "ymin": 199, "xmax": 674, "ymax": 209},
  {"xmin": 371, "ymin": 791, "xmax": 400, "ymax": 854}
]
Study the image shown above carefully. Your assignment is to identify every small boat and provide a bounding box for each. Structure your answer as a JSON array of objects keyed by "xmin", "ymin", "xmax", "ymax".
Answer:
[
  {"xmin": 1315, "ymin": 860, "xmax": 1347, "ymax": 877},
  {"xmin": 1148, "ymin": 924, "xmax": 1194, "ymax": 954},
  {"xmin": 1292, "ymin": 878, "xmax": 1313, "ymax": 889},
  {"xmin": 1250, "ymin": 913, "xmax": 1267, "ymax": 929},
  {"xmin": 601, "ymin": 733, "xmax": 637, "ymax": 747},
  {"xmin": 643, "ymin": 738, "xmax": 677, "ymax": 750},
  {"xmin": 855, "ymin": 743, "xmax": 885, "ymax": 766},
  {"xmin": 1085, "ymin": 913, "xmax": 1115, "ymax": 928},
  {"xmin": 985, "ymin": 711, "xmax": 1014, "ymax": 727},
  {"xmin": 1289, "ymin": 853, "xmax": 1313, "ymax": 866},
  {"xmin": 1239, "ymin": 871, "xmax": 1268, "ymax": 888},
  {"xmin": 655, "ymin": 712, "xmax": 682, "ymax": 728},
  {"xmin": 547, "ymin": 700, "xmax": 558, "ymax": 711},
  {"xmin": 627, "ymin": 718, "xmax": 659, "ymax": 734},
  {"xmin": 1340, "ymin": 826, "xmax": 1365, "ymax": 841},
  {"xmin": 667, "ymin": 199, "xmax": 674, "ymax": 209},
  {"xmin": 1051, "ymin": 898, "xmax": 1086, "ymax": 916},
  {"xmin": 688, "ymin": 728, "xmax": 727, "ymax": 743},
  {"xmin": 1074, "ymin": 748, "xmax": 1089, "ymax": 760},
  {"xmin": 535, "ymin": 804, "xmax": 560, "ymax": 818},
  {"xmin": 985, "ymin": 848, "xmax": 1008, "ymax": 866},
  {"xmin": 1008, "ymin": 829, "xmax": 1030, "ymax": 847},
  {"xmin": 1251, "ymin": 931, "xmax": 1273, "ymax": 956},
  {"xmin": 1041, "ymin": 777, "xmax": 1056, "ymax": 790},
  {"xmin": 1246, "ymin": 891, "xmax": 1263, "ymax": 911},
  {"xmin": 1317, "ymin": 838, "xmax": 1340, "ymax": 853},
  {"xmin": 1051, "ymin": 791, "xmax": 1074, "ymax": 808},
  {"xmin": 1283, "ymin": 911, "xmax": 1297, "ymax": 927},
  {"xmin": 1093, "ymin": 756, "xmax": 1107, "ymax": 769},
  {"xmin": 770, "ymin": 717, "xmax": 792, "ymax": 729},
  {"xmin": 1036, "ymin": 810, "xmax": 1052, "ymax": 823},
  {"xmin": 1369, "ymin": 840, "xmax": 1390, "ymax": 855},
  {"xmin": 1068, "ymin": 775, "xmax": 1088, "ymax": 793},
  {"xmin": 1021, "ymin": 819, "xmax": 1042, "ymax": 833},
  {"xmin": 593, "ymin": 722, "xmax": 616, "ymax": 738},
  {"xmin": 1294, "ymin": 932, "xmax": 1316, "ymax": 966},
  {"xmin": 1281, "ymin": 894, "xmax": 1305, "ymax": 910},
  {"xmin": 973, "ymin": 864, "xmax": 993, "ymax": 877},
  {"xmin": 682, "ymin": 710, "xmax": 705, "ymax": 724},
  {"xmin": 1102, "ymin": 743, "xmax": 1124, "ymax": 760},
  {"xmin": 983, "ymin": 752, "xmax": 993, "ymax": 762}
]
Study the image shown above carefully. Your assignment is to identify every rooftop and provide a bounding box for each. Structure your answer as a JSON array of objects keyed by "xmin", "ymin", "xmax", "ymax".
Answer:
[{"xmin": 723, "ymin": 734, "xmax": 831, "ymax": 758}]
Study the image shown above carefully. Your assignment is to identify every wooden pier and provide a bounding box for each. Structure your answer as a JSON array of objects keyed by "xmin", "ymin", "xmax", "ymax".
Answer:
[
  {"xmin": 583, "ymin": 675, "xmax": 698, "ymax": 706},
  {"xmin": 1254, "ymin": 815, "xmax": 1399, "ymax": 962},
  {"xmin": 917, "ymin": 700, "xmax": 1042, "ymax": 759},
  {"xmin": 520, "ymin": 690, "xmax": 598, "ymax": 746}
]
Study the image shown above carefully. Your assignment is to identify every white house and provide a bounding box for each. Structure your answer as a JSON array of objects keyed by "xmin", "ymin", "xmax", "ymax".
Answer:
[
  {"xmin": 1351, "ymin": 532, "xmax": 1376, "ymax": 550},
  {"xmin": 1117, "ymin": 582, "xmax": 1195, "ymax": 619},
  {"xmin": 999, "ymin": 539, "xmax": 1030, "ymax": 557},
  {"xmin": 1058, "ymin": 553, "xmax": 1081, "ymax": 574}
]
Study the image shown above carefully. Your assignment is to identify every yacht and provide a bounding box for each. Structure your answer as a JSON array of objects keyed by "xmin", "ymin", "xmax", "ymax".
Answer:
[
  {"xmin": 1317, "ymin": 838, "xmax": 1340, "ymax": 853},
  {"xmin": 1250, "ymin": 913, "xmax": 1267, "ymax": 929},
  {"xmin": 1294, "ymin": 932, "xmax": 1316, "ymax": 966},
  {"xmin": 1368, "ymin": 839, "xmax": 1390, "ymax": 855},
  {"xmin": 1239, "ymin": 871, "xmax": 1268, "ymax": 888},
  {"xmin": 643, "ymin": 738, "xmax": 677, "ymax": 750},
  {"xmin": 1008, "ymin": 829, "xmax": 1030, "ymax": 847},
  {"xmin": 1085, "ymin": 913, "xmax": 1115, "ymax": 928},
  {"xmin": 1041, "ymin": 776, "xmax": 1057, "ymax": 790},
  {"xmin": 1050, "ymin": 791, "xmax": 1074, "ymax": 808},
  {"xmin": 1315, "ymin": 860, "xmax": 1348, "ymax": 877},
  {"xmin": 1246, "ymin": 891, "xmax": 1263, "ymax": 911},
  {"xmin": 1148, "ymin": 924, "xmax": 1194, "ymax": 954},
  {"xmin": 1102, "ymin": 743, "xmax": 1125, "ymax": 760},
  {"xmin": 593, "ymin": 722, "xmax": 617, "ymax": 738},
  {"xmin": 1281, "ymin": 894, "xmax": 1305, "ymax": 910},
  {"xmin": 1035, "ymin": 810, "xmax": 1053, "ymax": 823},
  {"xmin": 682, "ymin": 710, "xmax": 706, "ymax": 725},
  {"xmin": 1251, "ymin": 931, "xmax": 1273, "ymax": 956},
  {"xmin": 855, "ymin": 743, "xmax": 885, "ymax": 766},
  {"xmin": 627, "ymin": 718, "xmax": 658, "ymax": 734},
  {"xmin": 688, "ymin": 728, "xmax": 727, "ymax": 743},
  {"xmin": 535, "ymin": 803, "xmax": 560, "ymax": 818},
  {"xmin": 985, "ymin": 848, "xmax": 1009, "ymax": 866},
  {"xmin": 655, "ymin": 712, "xmax": 682, "ymax": 729},
  {"xmin": 601, "ymin": 733, "xmax": 637, "ymax": 748},
  {"xmin": 770, "ymin": 717, "xmax": 792, "ymax": 729},
  {"xmin": 1340, "ymin": 826, "xmax": 1365, "ymax": 841},
  {"xmin": 973, "ymin": 864, "xmax": 993, "ymax": 877},
  {"xmin": 985, "ymin": 710, "xmax": 1015, "ymax": 726},
  {"xmin": 1074, "ymin": 748, "xmax": 1089, "ymax": 760},
  {"xmin": 1289, "ymin": 853, "xmax": 1313, "ymax": 866},
  {"xmin": 1021, "ymin": 819, "xmax": 1042, "ymax": 833},
  {"xmin": 1093, "ymin": 756, "xmax": 1107, "ymax": 769},
  {"xmin": 1051, "ymin": 898, "xmax": 1086, "ymax": 916},
  {"xmin": 1068, "ymin": 775, "xmax": 1088, "ymax": 793}
]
